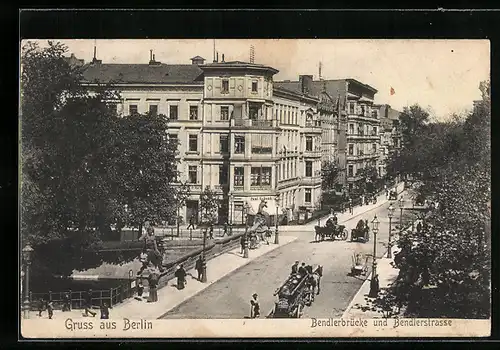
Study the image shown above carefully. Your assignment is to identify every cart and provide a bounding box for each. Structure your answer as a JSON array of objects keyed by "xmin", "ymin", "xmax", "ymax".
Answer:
[
  {"xmin": 314, "ymin": 224, "xmax": 348, "ymax": 241},
  {"xmin": 350, "ymin": 252, "xmax": 369, "ymax": 276},
  {"xmin": 351, "ymin": 219, "xmax": 370, "ymax": 243}
]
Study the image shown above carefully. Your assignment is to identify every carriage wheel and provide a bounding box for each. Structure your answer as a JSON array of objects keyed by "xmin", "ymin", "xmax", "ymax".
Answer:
[{"xmin": 342, "ymin": 228, "xmax": 348, "ymax": 240}]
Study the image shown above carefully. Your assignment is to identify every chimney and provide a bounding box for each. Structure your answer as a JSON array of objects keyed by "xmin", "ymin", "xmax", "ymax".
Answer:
[
  {"xmin": 149, "ymin": 51, "xmax": 161, "ymax": 65},
  {"xmin": 216, "ymin": 52, "xmax": 219, "ymax": 62},
  {"xmin": 222, "ymin": 54, "xmax": 225, "ymax": 62},
  {"xmin": 299, "ymin": 75, "xmax": 313, "ymax": 95}
]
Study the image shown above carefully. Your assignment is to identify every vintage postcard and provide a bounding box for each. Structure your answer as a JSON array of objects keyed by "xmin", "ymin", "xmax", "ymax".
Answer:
[{"xmin": 20, "ymin": 39, "xmax": 491, "ymax": 338}]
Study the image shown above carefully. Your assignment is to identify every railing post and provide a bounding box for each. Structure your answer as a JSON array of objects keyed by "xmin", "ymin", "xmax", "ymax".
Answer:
[
  {"xmin": 110, "ymin": 288, "xmax": 113, "ymax": 307},
  {"xmin": 190, "ymin": 228, "xmax": 192, "ymax": 240},
  {"xmin": 48, "ymin": 290, "xmax": 52, "ymax": 302},
  {"xmin": 69, "ymin": 289, "xmax": 72, "ymax": 310},
  {"xmin": 79, "ymin": 291, "xmax": 82, "ymax": 309},
  {"xmin": 100, "ymin": 290, "xmax": 103, "ymax": 307}
]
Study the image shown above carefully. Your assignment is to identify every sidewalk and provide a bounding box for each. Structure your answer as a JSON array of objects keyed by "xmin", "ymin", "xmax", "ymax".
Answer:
[
  {"xmin": 342, "ymin": 218, "xmax": 421, "ymax": 319},
  {"xmin": 28, "ymin": 235, "xmax": 297, "ymax": 320}
]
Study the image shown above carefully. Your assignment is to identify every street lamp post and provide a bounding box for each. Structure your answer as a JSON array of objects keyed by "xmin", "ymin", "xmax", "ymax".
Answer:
[
  {"xmin": 368, "ymin": 215, "xmax": 380, "ymax": 298},
  {"xmin": 275, "ymin": 194, "xmax": 280, "ymax": 244},
  {"xmin": 398, "ymin": 196, "xmax": 404, "ymax": 235},
  {"xmin": 387, "ymin": 203, "xmax": 395, "ymax": 258},
  {"xmin": 243, "ymin": 203, "xmax": 249, "ymax": 258},
  {"xmin": 201, "ymin": 227, "xmax": 208, "ymax": 282},
  {"xmin": 22, "ymin": 244, "xmax": 34, "ymax": 319}
]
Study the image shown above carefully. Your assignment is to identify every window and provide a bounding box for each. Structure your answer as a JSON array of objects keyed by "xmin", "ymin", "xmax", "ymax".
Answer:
[
  {"xmin": 234, "ymin": 167, "xmax": 244, "ymax": 187},
  {"xmin": 252, "ymin": 81, "xmax": 258, "ymax": 92},
  {"xmin": 129, "ymin": 104, "xmax": 138, "ymax": 115},
  {"xmin": 372, "ymin": 143, "xmax": 377, "ymax": 154},
  {"xmin": 349, "ymin": 103, "xmax": 355, "ymax": 114},
  {"xmin": 188, "ymin": 166, "xmax": 197, "ymax": 183},
  {"xmin": 349, "ymin": 124, "xmax": 354, "ymax": 135},
  {"xmin": 169, "ymin": 134, "xmax": 178, "ymax": 147},
  {"xmin": 220, "ymin": 134, "xmax": 229, "ymax": 153},
  {"xmin": 348, "ymin": 165, "xmax": 354, "ymax": 177},
  {"xmin": 305, "ymin": 189, "xmax": 312, "ymax": 203},
  {"xmin": 149, "ymin": 104, "xmax": 158, "ymax": 115},
  {"xmin": 234, "ymin": 135, "xmax": 245, "ymax": 154},
  {"xmin": 220, "ymin": 106, "xmax": 229, "ymax": 121},
  {"xmin": 249, "ymin": 106, "xmax": 259, "ymax": 120},
  {"xmin": 305, "ymin": 136, "xmax": 313, "ymax": 151},
  {"xmin": 189, "ymin": 106, "xmax": 198, "ymax": 120},
  {"xmin": 251, "ymin": 167, "xmax": 272, "ymax": 187},
  {"xmin": 219, "ymin": 165, "xmax": 228, "ymax": 185},
  {"xmin": 251, "ymin": 134, "xmax": 272, "ymax": 154},
  {"xmin": 348, "ymin": 144, "xmax": 354, "ymax": 156},
  {"xmin": 222, "ymin": 79, "xmax": 229, "ymax": 93},
  {"xmin": 360, "ymin": 105, "xmax": 366, "ymax": 116},
  {"xmin": 169, "ymin": 105, "xmax": 178, "ymax": 120},
  {"xmin": 189, "ymin": 135, "xmax": 198, "ymax": 152},
  {"xmin": 373, "ymin": 126, "xmax": 378, "ymax": 135},
  {"xmin": 305, "ymin": 161, "xmax": 313, "ymax": 177}
]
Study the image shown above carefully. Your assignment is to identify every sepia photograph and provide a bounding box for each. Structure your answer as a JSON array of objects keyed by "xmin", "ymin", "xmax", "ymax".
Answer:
[{"xmin": 19, "ymin": 38, "xmax": 491, "ymax": 338}]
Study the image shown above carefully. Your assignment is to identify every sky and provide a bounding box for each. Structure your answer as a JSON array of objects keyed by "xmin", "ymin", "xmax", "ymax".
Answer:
[{"xmin": 30, "ymin": 39, "xmax": 490, "ymax": 119}]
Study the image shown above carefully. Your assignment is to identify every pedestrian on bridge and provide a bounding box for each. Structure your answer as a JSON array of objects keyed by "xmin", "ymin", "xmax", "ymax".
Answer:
[
  {"xmin": 83, "ymin": 289, "xmax": 96, "ymax": 317},
  {"xmin": 187, "ymin": 215, "xmax": 196, "ymax": 230},
  {"xmin": 195, "ymin": 256, "xmax": 203, "ymax": 281},
  {"xmin": 100, "ymin": 302, "xmax": 110, "ymax": 319},
  {"xmin": 291, "ymin": 261, "xmax": 299, "ymax": 274},
  {"xmin": 62, "ymin": 291, "xmax": 71, "ymax": 312},
  {"xmin": 175, "ymin": 265, "xmax": 187, "ymax": 290},
  {"xmin": 47, "ymin": 300, "xmax": 54, "ymax": 319}
]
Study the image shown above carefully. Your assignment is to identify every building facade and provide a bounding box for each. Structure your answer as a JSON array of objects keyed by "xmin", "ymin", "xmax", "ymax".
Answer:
[
  {"xmin": 81, "ymin": 53, "xmax": 322, "ymax": 224},
  {"xmin": 374, "ymin": 104, "xmax": 402, "ymax": 178}
]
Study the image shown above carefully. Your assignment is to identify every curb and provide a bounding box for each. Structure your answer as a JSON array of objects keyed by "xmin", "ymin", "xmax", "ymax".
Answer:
[{"xmin": 157, "ymin": 236, "xmax": 299, "ymax": 319}]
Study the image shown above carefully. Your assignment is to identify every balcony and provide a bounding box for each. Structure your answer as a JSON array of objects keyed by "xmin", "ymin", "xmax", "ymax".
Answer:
[
  {"xmin": 232, "ymin": 118, "xmax": 277, "ymax": 129},
  {"xmin": 300, "ymin": 176, "xmax": 322, "ymax": 186},
  {"xmin": 303, "ymin": 149, "xmax": 322, "ymax": 158},
  {"xmin": 346, "ymin": 132, "xmax": 379, "ymax": 140}
]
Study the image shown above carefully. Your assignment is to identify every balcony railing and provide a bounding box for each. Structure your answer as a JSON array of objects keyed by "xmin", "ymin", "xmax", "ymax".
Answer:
[{"xmin": 232, "ymin": 119, "xmax": 276, "ymax": 128}]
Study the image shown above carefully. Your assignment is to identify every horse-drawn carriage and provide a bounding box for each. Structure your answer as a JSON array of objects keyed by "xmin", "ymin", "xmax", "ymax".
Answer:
[
  {"xmin": 351, "ymin": 219, "xmax": 370, "ymax": 243},
  {"xmin": 314, "ymin": 217, "xmax": 348, "ymax": 241},
  {"xmin": 270, "ymin": 265, "xmax": 323, "ymax": 318}
]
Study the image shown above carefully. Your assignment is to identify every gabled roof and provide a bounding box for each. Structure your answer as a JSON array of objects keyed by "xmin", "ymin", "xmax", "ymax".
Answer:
[
  {"xmin": 81, "ymin": 63, "xmax": 204, "ymax": 85},
  {"xmin": 190, "ymin": 55, "xmax": 205, "ymax": 60}
]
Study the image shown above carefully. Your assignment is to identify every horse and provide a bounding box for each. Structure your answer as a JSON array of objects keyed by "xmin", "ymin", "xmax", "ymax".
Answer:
[{"xmin": 309, "ymin": 266, "xmax": 323, "ymax": 298}]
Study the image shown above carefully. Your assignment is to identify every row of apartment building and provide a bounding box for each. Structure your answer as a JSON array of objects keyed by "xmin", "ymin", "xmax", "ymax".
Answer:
[{"xmin": 73, "ymin": 52, "xmax": 401, "ymax": 225}]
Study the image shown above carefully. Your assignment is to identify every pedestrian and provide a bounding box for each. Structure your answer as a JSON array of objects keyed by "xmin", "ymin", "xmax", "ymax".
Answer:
[
  {"xmin": 298, "ymin": 263, "xmax": 307, "ymax": 275},
  {"xmin": 100, "ymin": 302, "xmax": 110, "ymax": 319},
  {"xmin": 348, "ymin": 199, "xmax": 353, "ymax": 214},
  {"xmin": 147, "ymin": 270, "xmax": 159, "ymax": 303},
  {"xmin": 37, "ymin": 297, "xmax": 46, "ymax": 317},
  {"xmin": 291, "ymin": 261, "xmax": 299, "ymax": 274},
  {"xmin": 195, "ymin": 256, "xmax": 203, "ymax": 281},
  {"xmin": 62, "ymin": 291, "xmax": 71, "ymax": 312},
  {"xmin": 240, "ymin": 235, "xmax": 246, "ymax": 254},
  {"xmin": 137, "ymin": 280, "xmax": 144, "ymax": 299},
  {"xmin": 209, "ymin": 224, "xmax": 214, "ymax": 240},
  {"xmin": 83, "ymin": 289, "xmax": 96, "ymax": 317},
  {"xmin": 47, "ymin": 300, "xmax": 54, "ymax": 319},
  {"xmin": 175, "ymin": 265, "xmax": 187, "ymax": 290},
  {"xmin": 223, "ymin": 222, "xmax": 228, "ymax": 237},
  {"xmin": 250, "ymin": 293, "xmax": 260, "ymax": 318},
  {"xmin": 187, "ymin": 214, "xmax": 196, "ymax": 230}
]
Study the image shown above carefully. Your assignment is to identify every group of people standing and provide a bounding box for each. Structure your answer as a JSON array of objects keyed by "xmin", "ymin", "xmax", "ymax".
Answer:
[{"xmin": 36, "ymin": 289, "xmax": 110, "ymax": 319}]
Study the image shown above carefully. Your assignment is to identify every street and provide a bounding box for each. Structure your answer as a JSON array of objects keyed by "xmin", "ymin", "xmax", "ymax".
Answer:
[{"xmin": 161, "ymin": 201, "xmax": 397, "ymax": 319}]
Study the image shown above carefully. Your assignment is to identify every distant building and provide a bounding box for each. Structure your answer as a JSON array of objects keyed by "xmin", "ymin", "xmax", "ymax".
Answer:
[
  {"xmin": 374, "ymin": 104, "xmax": 402, "ymax": 178},
  {"xmin": 277, "ymin": 79, "xmax": 380, "ymax": 194}
]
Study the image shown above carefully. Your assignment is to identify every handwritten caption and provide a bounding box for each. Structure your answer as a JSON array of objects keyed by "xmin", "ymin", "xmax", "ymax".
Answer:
[{"xmin": 310, "ymin": 318, "xmax": 453, "ymax": 329}]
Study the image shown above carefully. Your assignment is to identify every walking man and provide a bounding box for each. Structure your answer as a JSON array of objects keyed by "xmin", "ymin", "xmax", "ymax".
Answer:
[
  {"xmin": 175, "ymin": 265, "xmax": 187, "ymax": 290},
  {"xmin": 291, "ymin": 261, "xmax": 299, "ymax": 274},
  {"xmin": 348, "ymin": 198, "xmax": 353, "ymax": 214},
  {"xmin": 37, "ymin": 297, "xmax": 46, "ymax": 317},
  {"xmin": 147, "ymin": 270, "xmax": 159, "ymax": 303},
  {"xmin": 47, "ymin": 300, "xmax": 54, "ymax": 319},
  {"xmin": 83, "ymin": 289, "xmax": 96, "ymax": 317},
  {"xmin": 250, "ymin": 293, "xmax": 260, "ymax": 318},
  {"xmin": 187, "ymin": 214, "xmax": 196, "ymax": 230},
  {"xmin": 195, "ymin": 256, "xmax": 203, "ymax": 281},
  {"xmin": 240, "ymin": 235, "xmax": 246, "ymax": 254},
  {"xmin": 62, "ymin": 291, "xmax": 71, "ymax": 312}
]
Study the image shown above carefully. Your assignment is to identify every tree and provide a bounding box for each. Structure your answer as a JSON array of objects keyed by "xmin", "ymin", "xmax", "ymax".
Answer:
[
  {"xmin": 199, "ymin": 186, "xmax": 221, "ymax": 226},
  {"xmin": 20, "ymin": 41, "xmax": 180, "ymax": 277},
  {"xmin": 321, "ymin": 160, "xmax": 340, "ymax": 191},
  {"xmin": 371, "ymin": 82, "xmax": 491, "ymax": 318}
]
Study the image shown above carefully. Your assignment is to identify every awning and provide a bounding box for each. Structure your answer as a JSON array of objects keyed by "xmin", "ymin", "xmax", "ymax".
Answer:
[{"xmin": 245, "ymin": 198, "xmax": 286, "ymax": 216}]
